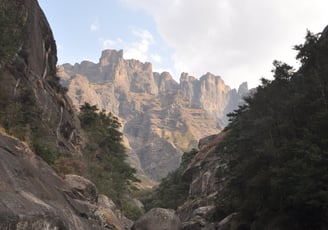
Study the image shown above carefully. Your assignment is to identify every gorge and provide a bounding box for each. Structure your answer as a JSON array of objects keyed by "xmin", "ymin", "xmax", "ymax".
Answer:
[
  {"xmin": 1, "ymin": 0, "xmax": 327, "ymax": 229},
  {"xmin": 58, "ymin": 50, "xmax": 248, "ymax": 180}
]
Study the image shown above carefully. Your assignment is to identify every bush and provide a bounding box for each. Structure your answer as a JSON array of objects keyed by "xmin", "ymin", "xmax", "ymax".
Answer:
[
  {"xmin": 79, "ymin": 103, "xmax": 139, "ymax": 207},
  {"xmin": 122, "ymin": 201, "xmax": 144, "ymax": 221},
  {"xmin": 54, "ymin": 157, "xmax": 87, "ymax": 176},
  {"xmin": 32, "ymin": 141, "xmax": 60, "ymax": 165}
]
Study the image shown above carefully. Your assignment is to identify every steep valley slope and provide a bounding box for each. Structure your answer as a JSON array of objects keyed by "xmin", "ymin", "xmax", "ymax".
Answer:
[
  {"xmin": 0, "ymin": 0, "xmax": 132, "ymax": 229},
  {"xmin": 59, "ymin": 50, "xmax": 248, "ymax": 180}
]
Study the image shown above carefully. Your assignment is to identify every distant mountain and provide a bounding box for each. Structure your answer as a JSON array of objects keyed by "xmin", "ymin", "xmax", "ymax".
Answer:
[{"xmin": 58, "ymin": 50, "xmax": 248, "ymax": 180}]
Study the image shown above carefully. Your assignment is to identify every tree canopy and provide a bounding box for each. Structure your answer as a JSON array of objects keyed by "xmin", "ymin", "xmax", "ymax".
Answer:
[
  {"xmin": 215, "ymin": 29, "xmax": 328, "ymax": 229},
  {"xmin": 79, "ymin": 103, "xmax": 139, "ymax": 204}
]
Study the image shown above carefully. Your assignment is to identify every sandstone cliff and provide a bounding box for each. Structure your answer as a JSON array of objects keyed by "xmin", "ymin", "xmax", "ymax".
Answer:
[{"xmin": 59, "ymin": 50, "xmax": 248, "ymax": 180}]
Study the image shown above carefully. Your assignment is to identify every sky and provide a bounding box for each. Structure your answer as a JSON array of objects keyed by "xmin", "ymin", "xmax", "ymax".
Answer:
[{"xmin": 38, "ymin": 0, "xmax": 328, "ymax": 89}]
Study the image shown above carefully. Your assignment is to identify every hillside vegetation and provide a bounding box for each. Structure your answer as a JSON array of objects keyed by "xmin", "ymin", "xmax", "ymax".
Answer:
[
  {"xmin": 78, "ymin": 103, "xmax": 139, "ymax": 203},
  {"xmin": 140, "ymin": 27, "xmax": 328, "ymax": 229},
  {"xmin": 215, "ymin": 29, "xmax": 328, "ymax": 229}
]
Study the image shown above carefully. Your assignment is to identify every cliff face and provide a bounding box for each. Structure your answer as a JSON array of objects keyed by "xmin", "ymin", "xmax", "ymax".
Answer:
[
  {"xmin": 0, "ymin": 0, "xmax": 81, "ymax": 154},
  {"xmin": 176, "ymin": 25, "xmax": 328, "ymax": 230},
  {"xmin": 176, "ymin": 133, "xmax": 227, "ymax": 229},
  {"xmin": 0, "ymin": 132, "xmax": 130, "ymax": 229},
  {"xmin": 59, "ymin": 50, "xmax": 247, "ymax": 180},
  {"xmin": 0, "ymin": 1, "xmax": 129, "ymax": 229}
]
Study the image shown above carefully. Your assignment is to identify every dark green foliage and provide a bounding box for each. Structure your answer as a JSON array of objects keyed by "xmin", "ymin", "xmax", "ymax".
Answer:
[
  {"xmin": 0, "ymin": 85, "xmax": 68, "ymax": 166},
  {"xmin": 140, "ymin": 149, "xmax": 197, "ymax": 211},
  {"xmin": 122, "ymin": 200, "xmax": 144, "ymax": 221},
  {"xmin": 32, "ymin": 140, "xmax": 69, "ymax": 165},
  {"xmin": 79, "ymin": 103, "xmax": 139, "ymax": 206},
  {"xmin": 215, "ymin": 29, "xmax": 328, "ymax": 229},
  {"xmin": 0, "ymin": 87, "xmax": 40, "ymax": 141},
  {"xmin": 0, "ymin": 2, "xmax": 24, "ymax": 67}
]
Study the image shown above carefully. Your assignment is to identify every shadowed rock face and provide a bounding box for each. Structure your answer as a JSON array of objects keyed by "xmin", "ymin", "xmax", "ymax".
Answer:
[
  {"xmin": 176, "ymin": 133, "xmax": 228, "ymax": 229},
  {"xmin": 0, "ymin": 0, "xmax": 81, "ymax": 154},
  {"xmin": 132, "ymin": 208, "xmax": 181, "ymax": 230},
  {"xmin": 0, "ymin": 1, "xmax": 130, "ymax": 229},
  {"xmin": 0, "ymin": 132, "xmax": 126, "ymax": 230},
  {"xmin": 59, "ymin": 51, "xmax": 248, "ymax": 180}
]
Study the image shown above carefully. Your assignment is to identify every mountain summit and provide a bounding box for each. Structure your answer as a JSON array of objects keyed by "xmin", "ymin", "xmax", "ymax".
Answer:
[{"xmin": 59, "ymin": 50, "xmax": 248, "ymax": 180}]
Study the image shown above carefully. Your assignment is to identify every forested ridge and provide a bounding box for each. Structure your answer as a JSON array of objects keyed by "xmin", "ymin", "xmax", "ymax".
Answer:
[{"xmin": 215, "ymin": 28, "xmax": 328, "ymax": 229}]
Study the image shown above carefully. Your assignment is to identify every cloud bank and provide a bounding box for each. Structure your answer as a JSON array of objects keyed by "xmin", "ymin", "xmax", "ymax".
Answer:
[
  {"xmin": 102, "ymin": 29, "xmax": 162, "ymax": 64},
  {"xmin": 120, "ymin": 0, "xmax": 328, "ymax": 88}
]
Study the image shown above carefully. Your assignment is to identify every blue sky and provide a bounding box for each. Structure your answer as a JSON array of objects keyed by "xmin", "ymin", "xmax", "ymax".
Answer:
[
  {"xmin": 38, "ymin": 0, "xmax": 174, "ymax": 72},
  {"xmin": 39, "ymin": 0, "xmax": 328, "ymax": 89}
]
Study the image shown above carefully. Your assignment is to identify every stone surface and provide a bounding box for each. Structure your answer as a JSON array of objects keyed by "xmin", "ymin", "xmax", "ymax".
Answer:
[
  {"xmin": 59, "ymin": 50, "xmax": 248, "ymax": 180},
  {"xmin": 0, "ymin": 1, "xmax": 127, "ymax": 229},
  {"xmin": 216, "ymin": 213, "xmax": 239, "ymax": 230},
  {"xmin": 132, "ymin": 208, "xmax": 181, "ymax": 230},
  {"xmin": 177, "ymin": 132, "xmax": 229, "ymax": 229},
  {"xmin": 64, "ymin": 174, "xmax": 98, "ymax": 204},
  {"xmin": 0, "ymin": 0, "xmax": 81, "ymax": 154},
  {"xmin": 0, "ymin": 132, "xmax": 124, "ymax": 229}
]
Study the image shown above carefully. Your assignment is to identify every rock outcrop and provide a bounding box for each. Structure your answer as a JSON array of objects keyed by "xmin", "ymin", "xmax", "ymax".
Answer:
[
  {"xmin": 176, "ymin": 132, "xmax": 228, "ymax": 229},
  {"xmin": 59, "ymin": 50, "xmax": 248, "ymax": 180},
  {"xmin": 0, "ymin": 0, "xmax": 81, "ymax": 154},
  {"xmin": 0, "ymin": 1, "xmax": 131, "ymax": 229},
  {"xmin": 132, "ymin": 208, "xmax": 181, "ymax": 230},
  {"xmin": 0, "ymin": 132, "xmax": 127, "ymax": 229}
]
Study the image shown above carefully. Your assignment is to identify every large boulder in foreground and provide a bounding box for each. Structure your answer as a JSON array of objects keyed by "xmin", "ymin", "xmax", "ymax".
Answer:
[
  {"xmin": 132, "ymin": 208, "xmax": 181, "ymax": 230},
  {"xmin": 0, "ymin": 132, "xmax": 126, "ymax": 229}
]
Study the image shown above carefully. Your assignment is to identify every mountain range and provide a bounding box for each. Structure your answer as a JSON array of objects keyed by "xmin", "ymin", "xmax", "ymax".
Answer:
[{"xmin": 58, "ymin": 50, "xmax": 248, "ymax": 180}]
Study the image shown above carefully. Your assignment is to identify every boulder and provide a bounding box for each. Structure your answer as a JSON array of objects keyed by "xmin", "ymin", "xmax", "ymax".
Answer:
[
  {"xmin": 0, "ymin": 132, "xmax": 131, "ymax": 229},
  {"xmin": 64, "ymin": 174, "xmax": 98, "ymax": 203},
  {"xmin": 132, "ymin": 208, "xmax": 181, "ymax": 230},
  {"xmin": 216, "ymin": 213, "xmax": 238, "ymax": 230}
]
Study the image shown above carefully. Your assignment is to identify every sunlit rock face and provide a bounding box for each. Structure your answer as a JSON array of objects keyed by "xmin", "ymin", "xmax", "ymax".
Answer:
[{"xmin": 59, "ymin": 50, "xmax": 248, "ymax": 180}]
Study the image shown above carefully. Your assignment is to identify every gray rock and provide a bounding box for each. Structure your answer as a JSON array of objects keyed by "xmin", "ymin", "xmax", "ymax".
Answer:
[
  {"xmin": 64, "ymin": 174, "xmax": 98, "ymax": 204},
  {"xmin": 177, "ymin": 132, "xmax": 229, "ymax": 228},
  {"xmin": 0, "ymin": 0, "xmax": 82, "ymax": 156},
  {"xmin": 217, "ymin": 213, "xmax": 238, "ymax": 230},
  {"xmin": 0, "ymin": 132, "xmax": 130, "ymax": 229},
  {"xmin": 132, "ymin": 208, "xmax": 181, "ymax": 230}
]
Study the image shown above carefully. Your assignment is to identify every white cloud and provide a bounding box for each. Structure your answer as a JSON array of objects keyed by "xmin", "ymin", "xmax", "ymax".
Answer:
[
  {"xmin": 90, "ymin": 20, "xmax": 100, "ymax": 32},
  {"xmin": 151, "ymin": 54, "xmax": 161, "ymax": 63},
  {"xmin": 120, "ymin": 0, "xmax": 328, "ymax": 88},
  {"xmin": 102, "ymin": 38, "xmax": 124, "ymax": 48},
  {"xmin": 101, "ymin": 29, "xmax": 157, "ymax": 63}
]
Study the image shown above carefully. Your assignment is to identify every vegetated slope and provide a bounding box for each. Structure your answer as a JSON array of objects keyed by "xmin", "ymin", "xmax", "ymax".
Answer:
[
  {"xmin": 0, "ymin": 131, "xmax": 125, "ymax": 229},
  {"xmin": 215, "ymin": 26, "xmax": 328, "ymax": 229},
  {"xmin": 59, "ymin": 50, "xmax": 248, "ymax": 180},
  {"xmin": 0, "ymin": 0, "xmax": 141, "ymax": 228},
  {"xmin": 142, "ymin": 26, "xmax": 328, "ymax": 230},
  {"xmin": 0, "ymin": 0, "xmax": 81, "ymax": 157}
]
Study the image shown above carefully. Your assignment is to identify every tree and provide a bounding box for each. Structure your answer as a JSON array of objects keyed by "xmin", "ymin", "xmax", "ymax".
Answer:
[
  {"xmin": 215, "ymin": 29, "xmax": 328, "ymax": 229},
  {"xmin": 79, "ymin": 103, "xmax": 139, "ymax": 204}
]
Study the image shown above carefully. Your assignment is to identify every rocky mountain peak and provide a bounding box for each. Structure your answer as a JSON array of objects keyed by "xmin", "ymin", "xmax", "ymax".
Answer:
[
  {"xmin": 238, "ymin": 81, "xmax": 248, "ymax": 95},
  {"xmin": 180, "ymin": 72, "xmax": 197, "ymax": 82},
  {"xmin": 154, "ymin": 71, "xmax": 179, "ymax": 94},
  {"xmin": 99, "ymin": 49, "xmax": 123, "ymax": 67},
  {"xmin": 60, "ymin": 50, "xmax": 248, "ymax": 180}
]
